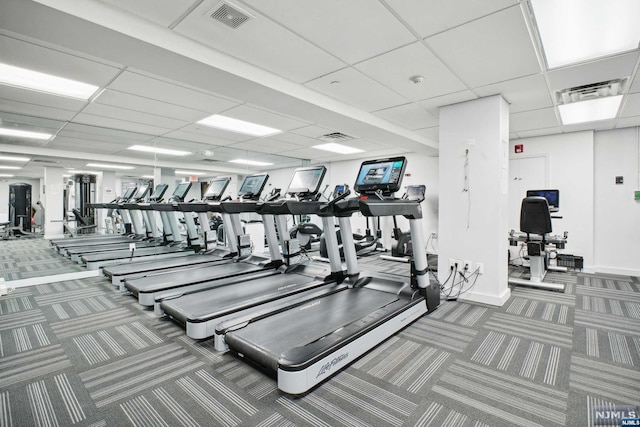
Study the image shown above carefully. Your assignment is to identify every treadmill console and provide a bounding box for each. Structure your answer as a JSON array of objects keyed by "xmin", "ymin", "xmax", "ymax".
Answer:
[
  {"xmin": 286, "ymin": 166, "xmax": 327, "ymax": 199},
  {"xmin": 169, "ymin": 182, "xmax": 192, "ymax": 202},
  {"xmin": 354, "ymin": 156, "xmax": 407, "ymax": 197},
  {"xmin": 121, "ymin": 186, "xmax": 138, "ymax": 202},
  {"xmin": 332, "ymin": 184, "xmax": 349, "ymax": 199},
  {"xmin": 238, "ymin": 174, "xmax": 269, "ymax": 201},
  {"xmin": 131, "ymin": 184, "xmax": 151, "ymax": 202},
  {"xmin": 203, "ymin": 177, "xmax": 231, "ymax": 202},
  {"xmin": 149, "ymin": 184, "xmax": 169, "ymax": 202}
]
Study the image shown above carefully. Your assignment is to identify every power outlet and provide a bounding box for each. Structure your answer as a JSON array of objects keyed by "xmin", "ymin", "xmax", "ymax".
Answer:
[
  {"xmin": 477, "ymin": 262, "xmax": 484, "ymax": 275},
  {"xmin": 463, "ymin": 260, "xmax": 472, "ymax": 272},
  {"xmin": 449, "ymin": 258, "xmax": 461, "ymax": 270}
]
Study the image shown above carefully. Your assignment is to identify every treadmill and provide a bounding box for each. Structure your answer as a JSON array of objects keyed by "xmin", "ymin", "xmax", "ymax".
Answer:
[
  {"xmin": 219, "ymin": 156, "xmax": 440, "ymax": 395},
  {"xmin": 123, "ymin": 173, "xmax": 282, "ymax": 306},
  {"xmin": 102, "ymin": 177, "xmax": 234, "ymax": 286},
  {"xmin": 63, "ymin": 185, "xmax": 164, "ymax": 261},
  {"xmin": 49, "ymin": 186, "xmax": 140, "ymax": 250},
  {"xmin": 79, "ymin": 183, "xmax": 195, "ymax": 270},
  {"xmin": 158, "ymin": 166, "xmax": 355, "ymax": 339}
]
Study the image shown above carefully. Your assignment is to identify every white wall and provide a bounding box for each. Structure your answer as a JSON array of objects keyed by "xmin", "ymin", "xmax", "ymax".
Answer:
[
  {"xmin": 509, "ymin": 131, "xmax": 595, "ymax": 272},
  {"xmin": 593, "ymin": 127, "xmax": 640, "ymax": 276}
]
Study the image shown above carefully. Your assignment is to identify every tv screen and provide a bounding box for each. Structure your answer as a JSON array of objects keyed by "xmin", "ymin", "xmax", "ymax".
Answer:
[
  {"xmin": 204, "ymin": 177, "xmax": 231, "ymax": 200},
  {"xmin": 172, "ymin": 182, "xmax": 192, "ymax": 201},
  {"xmin": 122, "ymin": 186, "xmax": 137, "ymax": 200},
  {"xmin": 132, "ymin": 184, "xmax": 150, "ymax": 200},
  {"xmin": 354, "ymin": 156, "xmax": 407, "ymax": 195},
  {"xmin": 526, "ymin": 189, "xmax": 559, "ymax": 211},
  {"xmin": 287, "ymin": 166, "xmax": 326, "ymax": 195},
  {"xmin": 238, "ymin": 174, "xmax": 268, "ymax": 199}
]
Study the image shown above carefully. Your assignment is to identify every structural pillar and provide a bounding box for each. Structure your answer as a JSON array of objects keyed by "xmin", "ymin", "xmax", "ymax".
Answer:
[
  {"xmin": 438, "ymin": 95, "xmax": 510, "ymax": 306},
  {"xmin": 43, "ymin": 166, "xmax": 64, "ymax": 240}
]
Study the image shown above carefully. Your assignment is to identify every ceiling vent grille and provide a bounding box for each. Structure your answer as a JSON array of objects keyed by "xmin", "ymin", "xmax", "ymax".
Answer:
[
  {"xmin": 557, "ymin": 78, "xmax": 627, "ymax": 105},
  {"xmin": 211, "ymin": 3, "xmax": 252, "ymax": 29},
  {"xmin": 318, "ymin": 132, "xmax": 354, "ymax": 142},
  {"xmin": 32, "ymin": 159, "xmax": 59, "ymax": 164}
]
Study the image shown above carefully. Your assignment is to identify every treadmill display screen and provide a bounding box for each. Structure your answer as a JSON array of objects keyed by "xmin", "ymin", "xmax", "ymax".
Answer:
[
  {"xmin": 354, "ymin": 156, "xmax": 407, "ymax": 195},
  {"xmin": 287, "ymin": 166, "xmax": 326, "ymax": 196},
  {"xmin": 132, "ymin": 184, "xmax": 150, "ymax": 200},
  {"xmin": 149, "ymin": 184, "xmax": 169, "ymax": 201},
  {"xmin": 172, "ymin": 182, "xmax": 192, "ymax": 202},
  {"xmin": 204, "ymin": 177, "xmax": 231, "ymax": 200},
  {"xmin": 238, "ymin": 174, "xmax": 268, "ymax": 200},
  {"xmin": 122, "ymin": 186, "xmax": 137, "ymax": 201},
  {"xmin": 526, "ymin": 189, "xmax": 559, "ymax": 212}
]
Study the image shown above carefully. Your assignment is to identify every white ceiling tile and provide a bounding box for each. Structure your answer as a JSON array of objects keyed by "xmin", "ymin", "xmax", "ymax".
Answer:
[
  {"xmin": 82, "ymin": 103, "xmax": 190, "ymax": 129},
  {"xmin": 562, "ymin": 120, "xmax": 615, "ymax": 133},
  {"xmin": 417, "ymin": 90, "xmax": 478, "ymax": 117},
  {"xmin": 289, "ymin": 125, "xmax": 340, "ymax": 139},
  {"xmin": 474, "ymin": 74, "xmax": 553, "ymax": 113},
  {"xmin": 0, "ymin": 85, "xmax": 87, "ymax": 112},
  {"xmin": 264, "ymin": 131, "xmax": 321, "ymax": 146},
  {"xmin": 0, "ymin": 112, "xmax": 65, "ymax": 132},
  {"xmin": 426, "ymin": 6, "xmax": 540, "ymax": 87},
  {"xmin": 620, "ymin": 93, "xmax": 640, "ymax": 118},
  {"xmin": 385, "ymin": 0, "xmax": 518, "ymax": 38},
  {"xmin": 373, "ymin": 103, "xmax": 438, "ymax": 130},
  {"xmin": 165, "ymin": 127, "xmax": 249, "ymax": 144},
  {"xmin": 47, "ymin": 137, "xmax": 126, "ymax": 154},
  {"xmin": 630, "ymin": 74, "xmax": 640, "ymax": 94},
  {"xmin": 95, "ymin": 90, "xmax": 208, "ymax": 122},
  {"xmin": 99, "ymin": 0, "xmax": 199, "ymax": 27},
  {"xmin": 174, "ymin": 1, "xmax": 346, "ymax": 83},
  {"xmin": 60, "ymin": 123, "xmax": 153, "ymax": 143},
  {"xmin": 108, "ymin": 71, "xmax": 239, "ymax": 113},
  {"xmin": 229, "ymin": 139, "xmax": 305, "ymax": 154},
  {"xmin": 516, "ymin": 127, "xmax": 562, "ymax": 138},
  {"xmin": 616, "ymin": 115, "xmax": 640, "ymax": 129},
  {"xmin": 72, "ymin": 113, "xmax": 173, "ymax": 136},
  {"xmin": 305, "ymin": 68, "xmax": 407, "ymax": 112},
  {"xmin": 510, "ymin": 107, "xmax": 559, "ymax": 132},
  {"xmin": 221, "ymin": 105, "xmax": 309, "ymax": 131},
  {"xmin": 241, "ymin": 0, "xmax": 416, "ymax": 64},
  {"xmin": 0, "ymin": 98, "xmax": 77, "ymax": 121},
  {"xmin": 547, "ymin": 52, "xmax": 639, "ymax": 92},
  {"xmin": 355, "ymin": 42, "xmax": 467, "ymax": 101},
  {"xmin": 0, "ymin": 34, "xmax": 121, "ymax": 86}
]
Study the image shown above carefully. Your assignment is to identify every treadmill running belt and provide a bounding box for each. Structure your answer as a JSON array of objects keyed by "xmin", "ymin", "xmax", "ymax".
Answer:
[{"xmin": 225, "ymin": 288, "xmax": 397, "ymax": 373}]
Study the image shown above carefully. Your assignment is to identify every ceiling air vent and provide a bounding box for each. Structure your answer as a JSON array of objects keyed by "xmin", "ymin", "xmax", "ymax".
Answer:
[
  {"xmin": 211, "ymin": 2, "xmax": 253, "ymax": 29},
  {"xmin": 32, "ymin": 159, "xmax": 59, "ymax": 164},
  {"xmin": 318, "ymin": 132, "xmax": 354, "ymax": 142},
  {"xmin": 556, "ymin": 78, "xmax": 627, "ymax": 105}
]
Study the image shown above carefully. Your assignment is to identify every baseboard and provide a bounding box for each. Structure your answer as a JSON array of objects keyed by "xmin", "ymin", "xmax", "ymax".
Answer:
[
  {"xmin": 44, "ymin": 233, "xmax": 65, "ymax": 240},
  {"xmin": 3, "ymin": 270, "xmax": 100, "ymax": 289},
  {"xmin": 458, "ymin": 287, "xmax": 511, "ymax": 307},
  {"xmin": 592, "ymin": 266, "xmax": 640, "ymax": 278}
]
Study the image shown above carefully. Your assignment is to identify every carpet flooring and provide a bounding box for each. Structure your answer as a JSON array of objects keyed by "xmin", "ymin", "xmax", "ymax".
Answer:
[
  {"xmin": 0, "ymin": 238, "xmax": 85, "ymax": 281},
  {"xmin": 0, "ymin": 255, "xmax": 639, "ymax": 426}
]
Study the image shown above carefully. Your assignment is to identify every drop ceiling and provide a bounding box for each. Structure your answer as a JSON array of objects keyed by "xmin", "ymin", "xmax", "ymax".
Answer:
[{"xmin": 0, "ymin": 0, "xmax": 638, "ymax": 180}]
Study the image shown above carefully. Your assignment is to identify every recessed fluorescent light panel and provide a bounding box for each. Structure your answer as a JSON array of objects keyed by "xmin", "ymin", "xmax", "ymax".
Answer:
[
  {"xmin": 0, "ymin": 166, "xmax": 22, "ymax": 170},
  {"xmin": 197, "ymin": 114, "xmax": 281, "ymax": 137},
  {"xmin": 0, "ymin": 127, "xmax": 52, "ymax": 140},
  {"xmin": 127, "ymin": 145, "xmax": 191, "ymax": 156},
  {"xmin": 86, "ymin": 163, "xmax": 135, "ymax": 170},
  {"xmin": 558, "ymin": 95, "xmax": 622, "ymax": 125},
  {"xmin": 531, "ymin": 0, "xmax": 640, "ymax": 68},
  {"xmin": 0, "ymin": 62, "xmax": 100, "ymax": 100},
  {"xmin": 175, "ymin": 170, "xmax": 206, "ymax": 175},
  {"xmin": 228, "ymin": 159, "xmax": 274, "ymax": 166},
  {"xmin": 142, "ymin": 175, "xmax": 155, "ymax": 179},
  {"xmin": 0, "ymin": 174, "xmax": 15, "ymax": 177},
  {"xmin": 68, "ymin": 170, "xmax": 100, "ymax": 175},
  {"xmin": 0, "ymin": 155, "xmax": 30, "ymax": 162},
  {"xmin": 312, "ymin": 143, "xmax": 364, "ymax": 154}
]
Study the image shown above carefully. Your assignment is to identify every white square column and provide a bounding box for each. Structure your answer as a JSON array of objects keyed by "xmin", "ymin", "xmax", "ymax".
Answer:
[
  {"xmin": 43, "ymin": 166, "xmax": 65, "ymax": 240},
  {"xmin": 438, "ymin": 95, "xmax": 510, "ymax": 306}
]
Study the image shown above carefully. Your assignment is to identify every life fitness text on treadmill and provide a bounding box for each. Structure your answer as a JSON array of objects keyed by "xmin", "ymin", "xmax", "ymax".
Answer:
[{"xmin": 316, "ymin": 353, "xmax": 349, "ymax": 378}]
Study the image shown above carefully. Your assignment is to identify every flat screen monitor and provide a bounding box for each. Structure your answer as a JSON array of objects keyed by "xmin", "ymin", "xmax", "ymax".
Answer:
[
  {"xmin": 238, "ymin": 174, "xmax": 268, "ymax": 200},
  {"xmin": 122, "ymin": 186, "xmax": 137, "ymax": 201},
  {"xmin": 149, "ymin": 184, "xmax": 169, "ymax": 201},
  {"xmin": 287, "ymin": 166, "xmax": 326, "ymax": 196},
  {"xmin": 354, "ymin": 156, "xmax": 407, "ymax": 195},
  {"xmin": 526, "ymin": 189, "xmax": 559, "ymax": 212},
  {"xmin": 204, "ymin": 177, "xmax": 231, "ymax": 200},
  {"xmin": 132, "ymin": 184, "xmax": 150, "ymax": 200},
  {"xmin": 172, "ymin": 182, "xmax": 192, "ymax": 202}
]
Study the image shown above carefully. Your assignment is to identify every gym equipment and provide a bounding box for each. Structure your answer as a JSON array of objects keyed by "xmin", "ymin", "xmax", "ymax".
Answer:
[
  {"xmin": 9, "ymin": 182, "xmax": 32, "ymax": 232},
  {"xmin": 381, "ymin": 185, "xmax": 426, "ymax": 262},
  {"xmin": 508, "ymin": 193, "xmax": 568, "ymax": 291}
]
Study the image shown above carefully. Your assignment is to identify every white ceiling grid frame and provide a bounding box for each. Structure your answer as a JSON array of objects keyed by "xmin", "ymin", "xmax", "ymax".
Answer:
[
  {"xmin": 510, "ymin": 107, "xmax": 558, "ymax": 132},
  {"xmin": 474, "ymin": 73, "xmax": 553, "ymax": 113},
  {"xmin": 0, "ymin": 98, "xmax": 78, "ymax": 122},
  {"xmin": 81, "ymin": 103, "xmax": 191, "ymax": 130},
  {"xmin": 218, "ymin": 104, "xmax": 310, "ymax": 132},
  {"xmin": 425, "ymin": 5, "xmax": 541, "ymax": 88},
  {"xmin": 98, "ymin": 0, "xmax": 200, "ymax": 28},
  {"xmin": 373, "ymin": 103, "xmax": 438, "ymax": 130},
  {"xmin": 94, "ymin": 90, "xmax": 210, "ymax": 122}
]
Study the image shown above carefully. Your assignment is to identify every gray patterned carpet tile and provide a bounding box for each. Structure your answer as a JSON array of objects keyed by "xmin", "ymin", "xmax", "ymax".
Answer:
[{"xmin": 0, "ymin": 260, "xmax": 639, "ymax": 426}]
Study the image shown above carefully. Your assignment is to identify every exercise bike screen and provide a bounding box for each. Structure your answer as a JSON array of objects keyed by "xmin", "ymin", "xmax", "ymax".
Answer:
[
  {"xmin": 287, "ymin": 166, "xmax": 326, "ymax": 195},
  {"xmin": 354, "ymin": 156, "xmax": 406, "ymax": 194},
  {"xmin": 204, "ymin": 177, "xmax": 230, "ymax": 199},
  {"xmin": 238, "ymin": 174, "xmax": 268, "ymax": 199}
]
